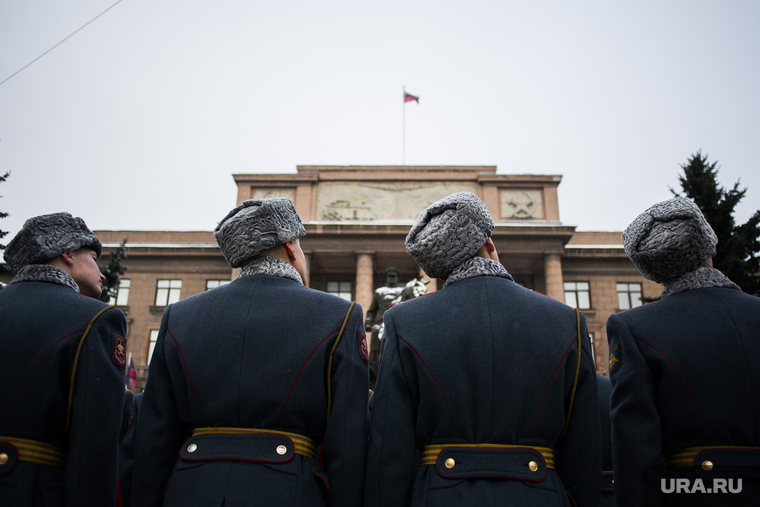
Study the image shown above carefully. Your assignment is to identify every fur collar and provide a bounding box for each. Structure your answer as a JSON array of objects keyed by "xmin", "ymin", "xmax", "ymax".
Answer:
[
  {"xmin": 661, "ymin": 267, "xmax": 740, "ymax": 298},
  {"xmin": 444, "ymin": 256, "xmax": 513, "ymax": 287},
  {"xmin": 10, "ymin": 264, "xmax": 79, "ymax": 292},
  {"xmin": 238, "ymin": 256, "xmax": 303, "ymax": 285}
]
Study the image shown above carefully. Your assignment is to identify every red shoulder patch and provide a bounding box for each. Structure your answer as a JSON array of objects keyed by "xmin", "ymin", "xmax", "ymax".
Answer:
[
  {"xmin": 112, "ymin": 335, "xmax": 127, "ymax": 368},
  {"xmin": 359, "ymin": 332, "xmax": 369, "ymax": 363}
]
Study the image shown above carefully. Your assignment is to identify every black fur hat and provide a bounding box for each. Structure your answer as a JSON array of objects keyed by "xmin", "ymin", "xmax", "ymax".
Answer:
[
  {"xmin": 622, "ymin": 197, "xmax": 717, "ymax": 283},
  {"xmin": 4, "ymin": 212, "xmax": 102, "ymax": 273},
  {"xmin": 214, "ymin": 198, "xmax": 306, "ymax": 268}
]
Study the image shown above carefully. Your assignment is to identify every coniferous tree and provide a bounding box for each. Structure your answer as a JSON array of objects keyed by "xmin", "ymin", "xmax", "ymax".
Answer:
[
  {"xmin": 99, "ymin": 239, "xmax": 129, "ymax": 302},
  {"xmin": 0, "ymin": 172, "xmax": 10, "ymax": 283},
  {"xmin": 0, "ymin": 171, "xmax": 9, "ymax": 251},
  {"xmin": 672, "ymin": 151, "xmax": 760, "ymax": 295}
]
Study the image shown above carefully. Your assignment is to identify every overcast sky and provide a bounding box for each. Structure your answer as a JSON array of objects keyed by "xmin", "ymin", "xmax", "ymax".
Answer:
[{"xmin": 1, "ymin": 0, "xmax": 758, "ymax": 241}]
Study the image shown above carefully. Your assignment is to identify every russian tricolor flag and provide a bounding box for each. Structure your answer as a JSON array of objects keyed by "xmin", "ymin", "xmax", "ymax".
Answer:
[{"xmin": 126, "ymin": 357, "xmax": 138, "ymax": 389}]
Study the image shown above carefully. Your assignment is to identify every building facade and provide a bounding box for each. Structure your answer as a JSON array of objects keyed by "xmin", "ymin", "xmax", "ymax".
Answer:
[{"xmin": 3, "ymin": 166, "xmax": 659, "ymax": 387}]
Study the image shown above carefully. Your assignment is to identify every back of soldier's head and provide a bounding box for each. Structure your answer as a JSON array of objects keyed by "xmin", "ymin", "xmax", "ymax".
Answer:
[
  {"xmin": 214, "ymin": 198, "xmax": 305, "ymax": 268},
  {"xmin": 405, "ymin": 192, "xmax": 494, "ymax": 279}
]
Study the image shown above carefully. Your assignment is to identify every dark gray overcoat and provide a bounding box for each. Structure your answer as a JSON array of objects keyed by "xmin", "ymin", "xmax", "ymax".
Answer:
[
  {"xmin": 596, "ymin": 373, "xmax": 614, "ymax": 507},
  {"xmin": 365, "ymin": 274, "xmax": 601, "ymax": 507},
  {"xmin": 608, "ymin": 286, "xmax": 760, "ymax": 506},
  {"xmin": 0, "ymin": 280, "xmax": 127, "ymax": 506},
  {"xmin": 131, "ymin": 273, "xmax": 368, "ymax": 507}
]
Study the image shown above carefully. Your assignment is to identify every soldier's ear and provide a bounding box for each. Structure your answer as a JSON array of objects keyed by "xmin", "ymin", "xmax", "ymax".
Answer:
[
  {"xmin": 60, "ymin": 251, "xmax": 76, "ymax": 266},
  {"xmin": 283, "ymin": 241, "xmax": 297, "ymax": 263}
]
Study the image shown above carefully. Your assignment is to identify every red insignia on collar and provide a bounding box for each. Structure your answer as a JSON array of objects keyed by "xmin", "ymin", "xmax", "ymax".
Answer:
[
  {"xmin": 359, "ymin": 332, "xmax": 369, "ymax": 363},
  {"xmin": 113, "ymin": 335, "xmax": 127, "ymax": 368}
]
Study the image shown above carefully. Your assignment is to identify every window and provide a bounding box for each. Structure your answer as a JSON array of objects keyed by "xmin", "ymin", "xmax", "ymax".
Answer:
[
  {"xmin": 326, "ymin": 281, "xmax": 352, "ymax": 301},
  {"xmin": 564, "ymin": 281, "xmax": 590, "ymax": 309},
  {"xmin": 206, "ymin": 280, "xmax": 231, "ymax": 291},
  {"xmin": 147, "ymin": 329, "xmax": 160, "ymax": 364},
  {"xmin": 109, "ymin": 279, "xmax": 130, "ymax": 306},
  {"xmin": 155, "ymin": 279, "xmax": 182, "ymax": 306},
  {"xmin": 617, "ymin": 282, "xmax": 642, "ymax": 310}
]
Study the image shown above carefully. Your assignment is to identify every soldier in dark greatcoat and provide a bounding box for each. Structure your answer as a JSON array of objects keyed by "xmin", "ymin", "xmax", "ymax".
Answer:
[
  {"xmin": 119, "ymin": 392, "xmax": 142, "ymax": 507},
  {"xmin": 608, "ymin": 197, "xmax": 760, "ymax": 506},
  {"xmin": 0, "ymin": 213, "xmax": 128, "ymax": 506},
  {"xmin": 131, "ymin": 198, "xmax": 368, "ymax": 507},
  {"xmin": 596, "ymin": 373, "xmax": 614, "ymax": 507},
  {"xmin": 365, "ymin": 192, "xmax": 601, "ymax": 507}
]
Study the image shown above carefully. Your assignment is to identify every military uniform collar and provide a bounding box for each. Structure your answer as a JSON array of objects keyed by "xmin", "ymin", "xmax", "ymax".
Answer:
[
  {"xmin": 661, "ymin": 266, "xmax": 740, "ymax": 298},
  {"xmin": 444, "ymin": 256, "xmax": 513, "ymax": 287},
  {"xmin": 10, "ymin": 264, "xmax": 80, "ymax": 292},
  {"xmin": 238, "ymin": 256, "xmax": 304, "ymax": 285}
]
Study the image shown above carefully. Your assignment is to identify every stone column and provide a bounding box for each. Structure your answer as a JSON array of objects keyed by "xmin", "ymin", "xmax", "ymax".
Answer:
[
  {"xmin": 355, "ymin": 252, "xmax": 375, "ymax": 323},
  {"xmin": 544, "ymin": 253, "xmax": 564, "ymax": 302}
]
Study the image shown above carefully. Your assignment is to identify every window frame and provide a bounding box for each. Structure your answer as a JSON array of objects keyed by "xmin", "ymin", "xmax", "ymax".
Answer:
[
  {"xmin": 205, "ymin": 279, "xmax": 231, "ymax": 291},
  {"xmin": 155, "ymin": 279, "xmax": 182, "ymax": 306},
  {"xmin": 147, "ymin": 329, "xmax": 160, "ymax": 364},
  {"xmin": 563, "ymin": 281, "xmax": 591, "ymax": 310},
  {"xmin": 617, "ymin": 282, "xmax": 643, "ymax": 310},
  {"xmin": 326, "ymin": 280, "xmax": 353, "ymax": 301},
  {"xmin": 110, "ymin": 278, "xmax": 131, "ymax": 306}
]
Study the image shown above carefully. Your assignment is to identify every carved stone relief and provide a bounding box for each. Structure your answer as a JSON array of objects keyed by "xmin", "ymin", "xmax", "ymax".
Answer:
[
  {"xmin": 252, "ymin": 188, "xmax": 296, "ymax": 202},
  {"xmin": 500, "ymin": 190, "xmax": 544, "ymax": 219},
  {"xmin": 316, "ymin": 182, "xmax": 480, "ymax": 221}
]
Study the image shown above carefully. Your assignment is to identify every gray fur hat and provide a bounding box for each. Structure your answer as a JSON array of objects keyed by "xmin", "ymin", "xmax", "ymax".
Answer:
[
  {"xmin": 3, "ymin": 212, "xmax": 102, "ymax": 273},
  {"xmin": 405, "ymin": 192, "xmax": 494, "ymax": 278},
  {"xmin": 214, "ymin": 198, "xmax": 306, "ymax": 268},
  {"xmin": 622, "ymin": 197, "xmax": 717, "ymax": 282}
]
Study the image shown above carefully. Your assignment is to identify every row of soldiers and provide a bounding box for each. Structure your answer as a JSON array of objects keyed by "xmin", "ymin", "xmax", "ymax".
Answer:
[{"xmin": 1, "ymin": 193, "xmax": 758, "ymax": 506}]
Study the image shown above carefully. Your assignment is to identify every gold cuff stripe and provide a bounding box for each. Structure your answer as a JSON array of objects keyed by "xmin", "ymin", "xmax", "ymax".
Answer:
[
  {"xmin": 0, "ymin": 437, "xmax": 66, "ymax": 469},
  {"xmin": 191, "ymin": 427, "xmax": 317, "ymax": 460},
  {"xmin": 420, "ymin": 444, "xmax": 555, "ymax": 470},
  {"xmin": 665, "ymin": 445, "xmax": 760, "ymax": 469}
]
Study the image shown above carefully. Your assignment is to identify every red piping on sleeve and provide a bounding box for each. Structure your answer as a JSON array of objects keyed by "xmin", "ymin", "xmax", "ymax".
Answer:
[
  {"xmin": 277, "ymin": 328, "xmax": 341, "ymax": 426},
  {"xmin": 167, "ymin": 327, "xmax": 205, "ymax": 425},
  {"xmin": 397, "ymin": 335, "xmax": 457, "ymax": 436},
  {"xmin": 528, "ymin": 335, "xmax": 576, "ymax": 437},
  {"xmin": 634, "ymin": 336, "xmax": 711, "ymax": 437},
  {"xmin": 5, "ymin": 329, "xmax": 83, "ymax": 428}
]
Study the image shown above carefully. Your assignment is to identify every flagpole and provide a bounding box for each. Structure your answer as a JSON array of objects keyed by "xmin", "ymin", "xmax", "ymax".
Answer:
[{"xmin": 402, "ymin": 85, "xmax": 406, "ymax": 165}]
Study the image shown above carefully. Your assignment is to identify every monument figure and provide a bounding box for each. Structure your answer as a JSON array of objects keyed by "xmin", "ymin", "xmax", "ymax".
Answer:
[
  {"xmin": 365, "ymin": 269, "xmax": 429, "ymax": 388},
  {"xmin": 365, "ymin": 267, "xmax": 404, "ymax": 387}
]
